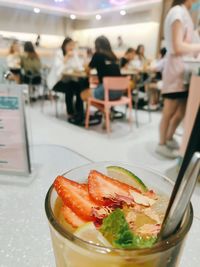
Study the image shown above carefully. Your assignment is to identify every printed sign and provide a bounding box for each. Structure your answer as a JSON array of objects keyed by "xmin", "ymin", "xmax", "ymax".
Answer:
[{"xmin": 0, "ymin": 85, "xmax": 30, "ymax": 175}]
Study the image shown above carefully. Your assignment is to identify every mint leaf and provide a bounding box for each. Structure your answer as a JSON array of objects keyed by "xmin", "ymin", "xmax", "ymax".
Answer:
[{"xmin": 100, "ymin": 208, "xmax": 157, "ymax": 249}]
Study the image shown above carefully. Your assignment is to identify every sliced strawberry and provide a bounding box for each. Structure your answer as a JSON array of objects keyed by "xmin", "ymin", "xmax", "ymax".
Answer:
[
  {"xmin": 61, "ymin": 205, "xmax": 87, "ymax": 228},
  {"xmin": 88, "ymin": 170, "xmax": 141, "ymax": 205},
  {"xmin": 54, "ymin": 176, "xmax": 98, "ymax": 221}
]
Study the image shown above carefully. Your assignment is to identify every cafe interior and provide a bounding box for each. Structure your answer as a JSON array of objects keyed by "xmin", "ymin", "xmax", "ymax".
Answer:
[{"xmin": 0, "ymin": 0, "xmax": 200, "ymax": 267}]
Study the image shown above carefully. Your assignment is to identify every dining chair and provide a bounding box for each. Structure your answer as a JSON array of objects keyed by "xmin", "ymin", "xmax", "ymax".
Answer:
[
  {"xmin": 85, "ymin": 76, "xmax": 133, "ymax": 134},
  {"xmin": 133, "ymin": 75, "xmax": 152, "ymax": 127}
]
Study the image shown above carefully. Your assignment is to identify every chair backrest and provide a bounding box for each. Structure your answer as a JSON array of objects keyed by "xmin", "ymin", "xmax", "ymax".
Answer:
[{"xmin": 103, "ymin": 76, "xmax": 131, "ymax": 101}]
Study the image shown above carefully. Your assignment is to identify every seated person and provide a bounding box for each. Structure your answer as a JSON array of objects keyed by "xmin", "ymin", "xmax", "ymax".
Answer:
[
  {"xmin": 6, "ymin": 40, "xmax": 21, "ymax": 84},
  {"xmin": 21, "ymin": 41, "xmax": 41, "ymax": 85},
  {"xmin": 81, "ymin": 35, "xmax": 122, "ymax": 101},
  {"xmin": 119, "ymin": 48, "xmax": 136, "ymax": 69},
  {"xmin": 146, "ymin": 47, "xmax": 167, "ymax": 109},
  {"xmin": 135, "ymin": 44, "xmax": 147, "ymax": 67},
  {"xmin": 134, "ymin": 44, "xmax": 151, "ymax": 93},
  {"xmin": 150, "ymin": 47, "xmax": 167, "ymax": 79},
  {"xmin": 47, "ymin": 37, "xmax": 87, "ymax": 119}
]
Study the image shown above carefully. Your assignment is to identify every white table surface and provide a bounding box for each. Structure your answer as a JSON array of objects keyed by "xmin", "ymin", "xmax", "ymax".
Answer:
[
  {"xmin": 0, "ymin": 144, "xmax": 199, "ymax": 267},
  {"xmin": 0, "ymin": 145, "xmax": 90, "ymax": 267}
]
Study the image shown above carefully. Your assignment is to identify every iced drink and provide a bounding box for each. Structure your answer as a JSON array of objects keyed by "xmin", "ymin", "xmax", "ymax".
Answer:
[{"xmin": 45, "ymin": 162, "xmax": 193, "ymax": 267}]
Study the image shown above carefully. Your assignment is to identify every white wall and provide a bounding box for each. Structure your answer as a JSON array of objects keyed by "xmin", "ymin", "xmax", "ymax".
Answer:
[
  {"xmin": 0, "ymin": 6, "xmax": 73, "ymax": 48},
  {"xmin": 73, "ymin": 22, "xmax": 160, "ymax": 58},
  {"xmin": 72, "ymin": 4, "xmax": 162, "ymax": 58}
]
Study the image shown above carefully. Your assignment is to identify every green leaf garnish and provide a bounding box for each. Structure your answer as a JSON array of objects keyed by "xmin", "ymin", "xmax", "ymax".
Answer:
[{"xmin": 100, "ymin": 208, "xmax": 157, "ymax": 249}]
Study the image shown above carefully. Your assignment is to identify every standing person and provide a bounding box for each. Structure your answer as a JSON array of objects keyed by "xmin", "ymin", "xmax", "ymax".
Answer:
[
  {"xmin": 156, "ymin": 0, "xmax": 200, "ymax": 158},
  {"xmin": 117, "ymin": 36, "xmax": 123, "ymax": 48},
  {"xmin": 81, "ymin": 35, "xmax": 122, "ymax": 101},
  {"xmin": 47, "ymin": 37, "xmax": 85, "ymax": 120},
  {"xmin": 6, "ymin": 40, "xmax": 21, "ymax": 83}
]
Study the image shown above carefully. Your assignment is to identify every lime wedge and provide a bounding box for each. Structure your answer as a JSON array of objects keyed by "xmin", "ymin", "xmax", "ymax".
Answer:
[
  {"xmin": 107, "ymin": 166, "xmax": 148, "ymax": 193},
  {"xmin": 75, "ymin": 222, "xmax": 112, "ymax": 247}
]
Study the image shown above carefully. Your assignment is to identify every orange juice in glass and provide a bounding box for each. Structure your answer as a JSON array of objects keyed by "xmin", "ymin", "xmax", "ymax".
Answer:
[{"xmin": 45, "ymin": 162, "xmax": 193, "ymax": 267}]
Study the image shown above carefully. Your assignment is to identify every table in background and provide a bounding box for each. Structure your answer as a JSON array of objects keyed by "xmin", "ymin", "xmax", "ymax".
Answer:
[
  {"xmin": 0, "ymin": 144, "xmax": 199, "ymax": 267},
  {"xmin": 62, "ymin": 71, "xmax": 88, "ymax": 79}
]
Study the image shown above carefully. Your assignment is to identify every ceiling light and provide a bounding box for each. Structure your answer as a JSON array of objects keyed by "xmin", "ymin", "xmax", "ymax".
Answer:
[
  {"xmin": 96, "ymin": 14, "xmax": 102, "ymax": 20},
  {"xmin": 70, "ymin": 14, "xmax": 76, "ymax": 20},
  {"xmin": 33, "ymin": 8, "xmax": 40, "ymax": 14},
  {"xmin": 120, "ymin": 10, "xmax": 126, "ymax": 16}
]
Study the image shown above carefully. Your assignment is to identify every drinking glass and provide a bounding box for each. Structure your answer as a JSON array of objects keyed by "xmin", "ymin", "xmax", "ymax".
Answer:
[{"xmin": 45, "ymin": 162, "xmax": 193, "ymax": 267}]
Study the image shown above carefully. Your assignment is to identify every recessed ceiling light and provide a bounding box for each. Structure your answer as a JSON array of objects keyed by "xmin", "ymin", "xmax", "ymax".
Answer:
[
  {"xmin": 70, "ymin": 14, "xmax": 76, "ymax": 20},
  {"xmin": 120, "ymin": 10, "xmax": 126, "ymax": 16},
  {"xmin": 33, "ymin": 7, "xmax": 40, "ymax": 14},
  {"xmin": 96, "ymin": 14, "xmax": 102, "ymax": 20}
]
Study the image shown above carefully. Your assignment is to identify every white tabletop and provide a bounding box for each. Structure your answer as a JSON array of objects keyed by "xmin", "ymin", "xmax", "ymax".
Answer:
[
  {"xmin": 0, "ymin": 145, "xmax": 90, "ymax": 267},
  {"xmin": 0, "ymin": 145, "xmax": 199, "ymax": 267}
]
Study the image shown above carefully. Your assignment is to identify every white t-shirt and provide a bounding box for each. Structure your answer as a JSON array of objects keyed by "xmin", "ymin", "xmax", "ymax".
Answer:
[
  {"xmin": 151, "ymin": 58, "xmax": 166, "ymax": 72},
  {"xmin": 47, "ymin": 49, "xmax": 84, "ymax": 89},
  {"xmin": 7, "ymin": 54, "xmax": 21, "ymax": 69},
  {"xmin": 164, "ymin": 5, "xmax": 194, "ymax": 54}
]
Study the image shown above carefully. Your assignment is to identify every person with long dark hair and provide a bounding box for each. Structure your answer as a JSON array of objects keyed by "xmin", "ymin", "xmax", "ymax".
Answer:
[
  {"xmin": 47, "ymin": 37, "xmax": 85, "ymax": 119},
  {"xmin": 136, "ymin": 44, "xmax": 146, "ymax": 64},
  {"xmin": 156, "ymin": 0, "xmax": 200, "ymax": 158},
  {"xmin": 81, "ymin": 35, "xmax": 122, "ymax": 101}
]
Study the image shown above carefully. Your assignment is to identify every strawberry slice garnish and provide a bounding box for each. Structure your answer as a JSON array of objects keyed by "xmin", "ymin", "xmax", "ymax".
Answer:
[
  {"xmin": 88, "ymin": 170, "xmax": 141, "ymax": 205},
  {"xmin": 54, "ymin": 176, "xmax": 98, "ymax": 221},
  {"xmin": 61, "ymin": 205, "xmax": 87, "ymax": 228}
]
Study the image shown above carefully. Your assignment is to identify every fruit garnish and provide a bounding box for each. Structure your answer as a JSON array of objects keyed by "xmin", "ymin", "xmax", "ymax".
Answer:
[
  {"xmin": 92, "ymin": 201, "xmax": 123, "ymax": 226},
  {"xmin": 61, "ymin": 205, "xmax": 88, "ymax": 228},
  {"xmin": 130, "ymin": 191, "xmax": 156, "ymax": 207},
  {"xmin": 54, "ymin": 176, "xmax": 98, "ymax": 221},
  {"xmin": 88, "ymin": 170, "xmax": 141, "ymax": 205},
  {"xmin": 136, "ymin": 224, "xmax": 161, "ymax": 236},
  {"xmin": 75, "ymin": 222, "xmax": 112, "ymax": 247},
  {"xmin": 100, "ymin": 208, "xmax": 157, "ymax": 249},
  {"xmin": 107, "ymin": 166, "xmax": 148, "ymax": 193}
]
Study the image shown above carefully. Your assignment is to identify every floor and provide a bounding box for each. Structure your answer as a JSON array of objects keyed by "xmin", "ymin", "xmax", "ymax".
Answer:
[
  {"xmin": 27, "ymin": 99, "xmax": 200, "ymax": 221},
  {"xmin": 1, "ymin": 99, "xmax": 199, "ymax": 267},
  {"xmin": 28, "ymin": 99, "xmax": 180, "ymax": 177}
]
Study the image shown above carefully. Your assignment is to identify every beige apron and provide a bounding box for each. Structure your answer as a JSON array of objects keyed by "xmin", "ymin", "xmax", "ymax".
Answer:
[{"xmin": 162, "ymin": 7, "xmax": 194, "ymax": 95}]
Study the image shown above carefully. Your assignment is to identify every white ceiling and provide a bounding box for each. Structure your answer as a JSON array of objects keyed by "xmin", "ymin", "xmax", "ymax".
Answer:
[{"xmin": 0, "ymin": 0, "xmax": 162, "ymax": 19}]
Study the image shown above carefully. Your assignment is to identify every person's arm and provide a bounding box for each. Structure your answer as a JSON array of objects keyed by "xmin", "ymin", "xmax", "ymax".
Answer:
[
  {"xmin": 172, "ymin": 20, "xmax": 200, "ymax": 55},
  {"xmin": 86, "ymin": 53, "xmax": 99, "ymax": 76}
]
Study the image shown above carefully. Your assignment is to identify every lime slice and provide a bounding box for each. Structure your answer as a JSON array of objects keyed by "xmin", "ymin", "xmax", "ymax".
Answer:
[
  {"xmin": 75, "ymin": 222, "xmax": 112, "ymax": 247},
  {"xmin": 107, "ymin": 166, "xmax": 148, "ymax": 193}
]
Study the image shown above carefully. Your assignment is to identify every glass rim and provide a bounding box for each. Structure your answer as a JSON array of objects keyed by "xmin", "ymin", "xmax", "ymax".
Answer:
[{"xmin": 45, "ymin": 161, "xmax": 193, "ymax": 256}]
